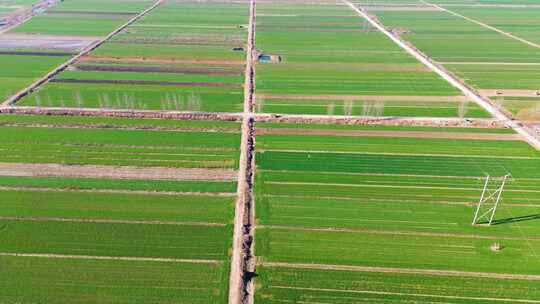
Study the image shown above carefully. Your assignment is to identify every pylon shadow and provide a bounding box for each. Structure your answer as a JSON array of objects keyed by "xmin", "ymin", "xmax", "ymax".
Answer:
[{"xmin": 490, "ymin": 214, "xmax": 540, "ymax": 226}]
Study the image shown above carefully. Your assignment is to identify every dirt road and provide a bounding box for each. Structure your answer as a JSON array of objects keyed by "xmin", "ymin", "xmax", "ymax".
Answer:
[{"xmin": 229, "ymin": 1, "xmax": 257, "ymax": 303}]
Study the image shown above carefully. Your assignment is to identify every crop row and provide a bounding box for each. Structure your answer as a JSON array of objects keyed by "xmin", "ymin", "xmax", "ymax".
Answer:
[{"xmin": 256, "ymin": 266, "xmax": 540, "ymax": 304}]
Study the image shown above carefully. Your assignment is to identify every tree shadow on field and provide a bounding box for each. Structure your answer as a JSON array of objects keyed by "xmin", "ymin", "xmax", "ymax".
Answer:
[{"xmin": 490, "ymin": 214, "xmax": 540, "ymax": 226}]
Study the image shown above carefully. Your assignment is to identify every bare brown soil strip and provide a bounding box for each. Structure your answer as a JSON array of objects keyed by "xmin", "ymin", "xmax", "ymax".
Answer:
[
  {"xmin": 0, "ymin": 162, "xmax": 237, "ymax": 181},
  {"xmin": 0, "ymin": 106, "xmax": 504, "ymax": 129},
  {"xmin": 51, "ymin": 78, "xmax": 242, "ymax": 88},
  {"xmin": 112, "ymin": 38, "xmax": 245, "ymax": 47},
  {"xmin": 257, "ymin": 128, "xmax": 522, "ymax": 141},
  {"xmin": 0, "ymin": 186, "xmax": 235, "ymax": 197},
  {"xmin": 0, "ymin": 252, "xmax": 222, "ymax": 264},
  {"xmin": 480, "ymin": 89, "xmax": 540, "ymax": 98},
  {"xmin": 0, "ymin": 106, "xmax": 244, "ymax": 122},
  {"xmin": 0, "ymin": 33, "xmax": 100, "ymax": 51},
  {"xmin": 269, "ymin": 286, "xmax": 540, "ymax": 303},
  {"xmin": 260, "ymin": 262, "xmax": 540, "ymax": 281},
  {"xmin": 0, "ymin": 50, "xmax": 73, "ymax": 57},
  {"xmin": 0, "ymin": 216, "xmax": 226, "ymax": 227},
  {"xmin": 258, "ymin": 225, "xmax": 540, "ymax": 242},
  {"xmin": 82, "ymin": 56, "xmax": 246, "ymax": 66},
  {"xmin": 256, "ymin": 93, "xmax": 469, "ymax": 102},
  {"xmin": 75, "ymin": 65, "xmax": 242, "ymax": 76}
]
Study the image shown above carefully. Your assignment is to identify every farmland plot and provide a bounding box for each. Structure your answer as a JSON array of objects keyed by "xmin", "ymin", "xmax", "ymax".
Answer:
[
  {"xmin": 18, "ymin": 0, "xmax": 250, "ymax": 112},
  {"xmin": 254, "ymin": 122, "xmax": 540, "ymax": 303},
  {"xmin": 0, "ymin": 115, "xmax": 240, "ymax": 303},
  {"xmin": 356, "ymin": 0, "xmax": 540, "ymax": 121},
  {"xmin": 0, "ymin": 0, "xmax": 157, "ymax": 105},
  {"xmin": 254, "ymin": 0, "xmax": 487, "ymax": 118}
]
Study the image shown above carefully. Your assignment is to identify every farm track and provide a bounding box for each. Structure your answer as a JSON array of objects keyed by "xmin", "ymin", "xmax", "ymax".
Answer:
[
  {"xmin": 230, "ymin": 0, "xmax": 257, "ymax": 303},
  {"xmin": 1, "ymin": 0, "xmax": 165, "ymax": 107},
  {"xmin": 260, "ymin": 262, "xmax": 540, "ymax": 281},
  {"xmin": 0, "ymin": 216, "xmax": 227, "ymax": 227},
  {"xmin": 421, "ymin": 1, "xmax": 540, "ymax": 50},
  {"xmin": 0, "ymin": 252, "xmax": 222, "ymax": 264},
  {"xmin": 257, "ymin": 128, "xmax": 522, "ymax": 141},
  {"xmin": 0, "ymin": 106, "xmax": 505, "ymax": 128},
  {"xmin": 0, "ymin": 162, "xmax": 237, "ymax": 181},
  {"xmin": 342, "ymin": 0, "xmax": 540, "ymax": 150},
  {"xmin": 479, "ymin": 89, "xmax": 540, "ymax": 97},
  {"xmin": 266, "ymin": 285, "xmax": 540, "ymax": 304}
]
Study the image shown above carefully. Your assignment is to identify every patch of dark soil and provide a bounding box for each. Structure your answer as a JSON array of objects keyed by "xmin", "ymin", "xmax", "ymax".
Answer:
[
  {"xmin": 111, "ymin": 39, "xmax": 240, "ymax": 47},
  {"xmin": 51, "ymin": 78, "xmax": 242, "ymax": 88},
  {"xmin": 0, "ymin": 50, "xmax": 73, "ymax": 56},
  {"xmin": 76, "ymin": 65, "xmax": 242, "ymax": 76},
  {"xmin": 46, "ymin": 10, "xmax": 136, "ymax": 16}
]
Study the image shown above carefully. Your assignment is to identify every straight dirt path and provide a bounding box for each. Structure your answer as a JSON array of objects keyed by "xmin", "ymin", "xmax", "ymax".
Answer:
[
  {"xmin": 0, "ymin": 106, "xmax": 505, "ymax": 128},
  {"xmin": 342, "ymin": 0, "xmax": 540, "ymax": 150},
  {"xmin": 421, "ymin": 1, "xmax": 540, "ymax": 50},
  {"xmin": 1, "ymin": 0, "xmax": 165, "ymax": 107},
  {"xmin": 229, "ymin": 1, "xmax": 257, "ymax": 303}
]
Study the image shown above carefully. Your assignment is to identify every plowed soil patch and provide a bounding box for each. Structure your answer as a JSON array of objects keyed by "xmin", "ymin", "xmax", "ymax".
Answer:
[
  {"xmin": 75, "ymin": 65, "xmax": 242, "ymax": 76},
  {"xmin": 51, "ymin": 78, "xmax": 242, "ymax": 88},
  {"xmin": 0, "ymin": 163, "xmax": 237, "ymax": 181},
  {"xmin": 83, "ymin": 56, "xmax": 245, "ymax": 65}
]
